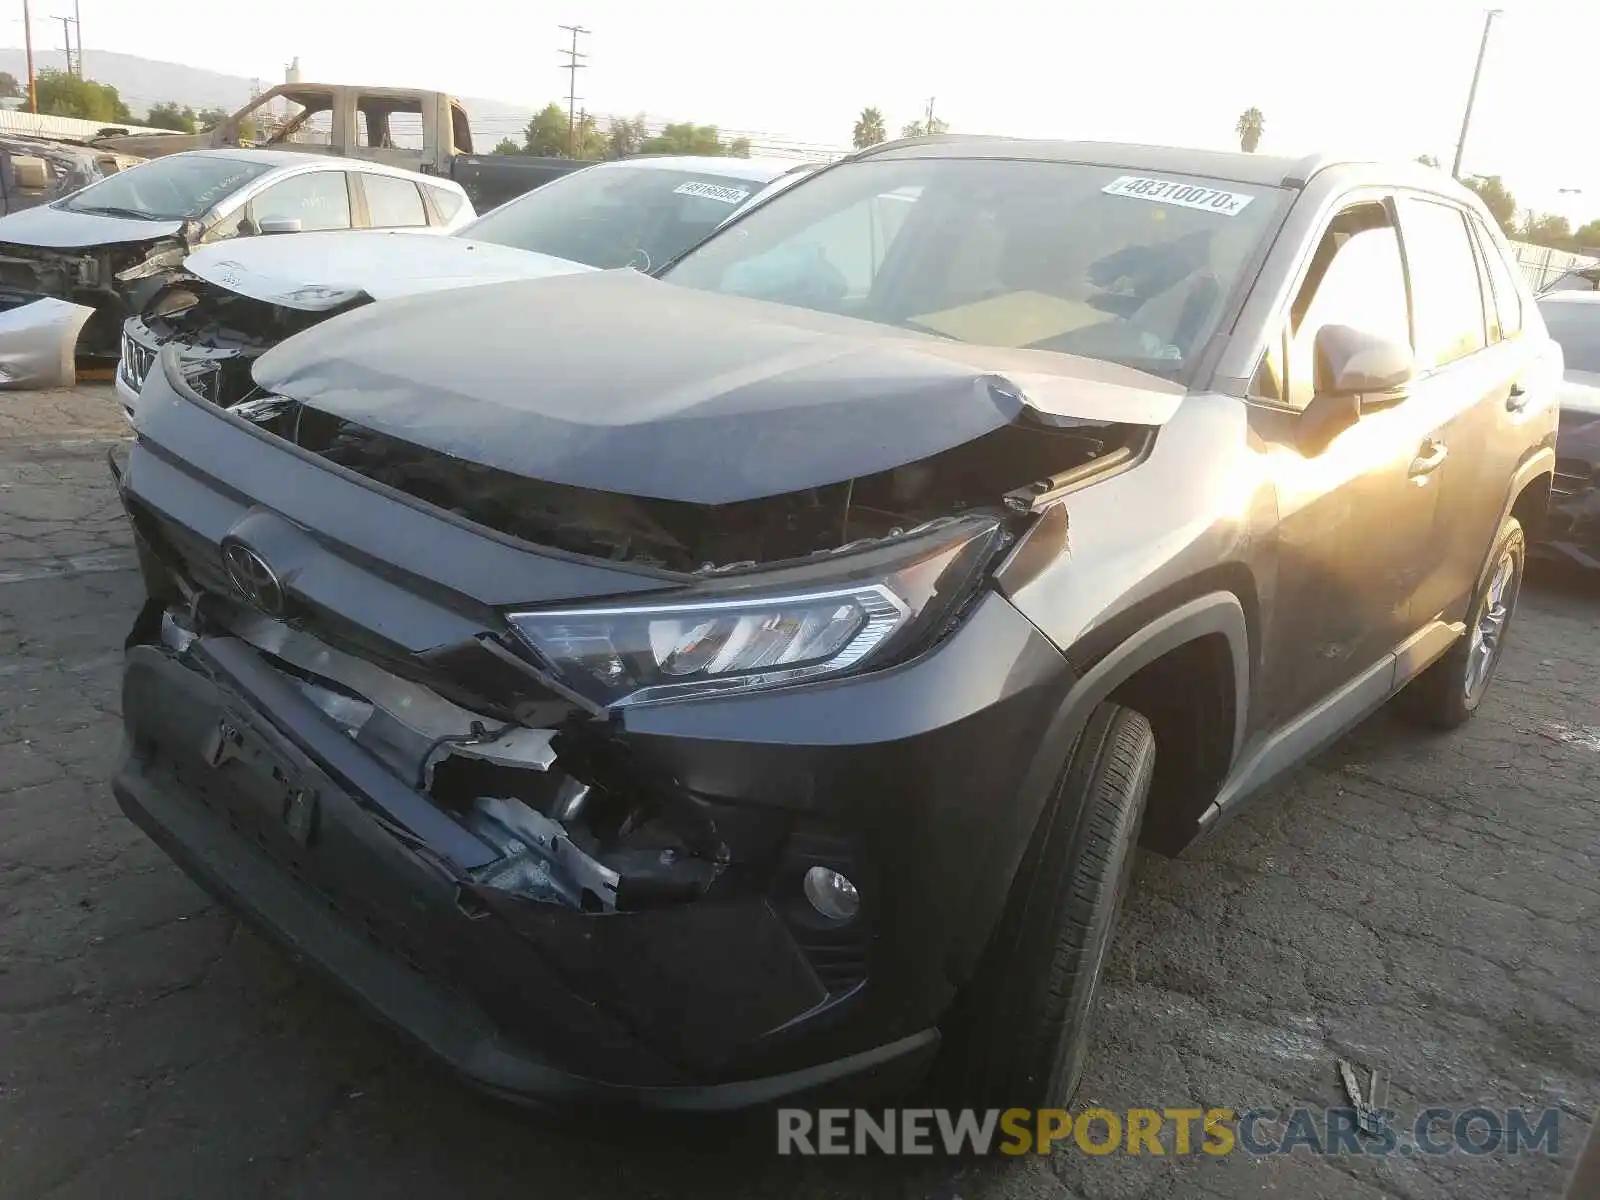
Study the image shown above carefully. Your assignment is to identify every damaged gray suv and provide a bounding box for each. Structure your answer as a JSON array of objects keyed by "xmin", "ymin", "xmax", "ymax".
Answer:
[{"xmin": 111, "ymin": 138, "xmax": 1559, "ymax": 1111}]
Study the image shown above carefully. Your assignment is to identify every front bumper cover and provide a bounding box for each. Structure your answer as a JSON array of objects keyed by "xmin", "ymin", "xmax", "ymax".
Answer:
[{"xmin": 113, "ymin": 584, "xmax": 1076, "ymax": 1110}]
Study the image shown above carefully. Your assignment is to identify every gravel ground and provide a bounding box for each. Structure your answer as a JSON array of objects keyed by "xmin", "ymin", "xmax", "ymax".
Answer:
[{"xmin": 0, "ymin": 387, "xmax": 1594, "ymax": 1200}]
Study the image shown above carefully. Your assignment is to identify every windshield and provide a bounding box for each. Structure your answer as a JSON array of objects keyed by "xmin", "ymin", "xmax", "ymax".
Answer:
[
  {"xmin": 60, "ymin": 154, "xmax": 274, "ymax": 221},
  {"xmin": 1540, "ymin": 298, "xmax": 1600, "ymax": 374},
  {"xmin": 459, "ymin": 165, "xmax": 766, "ymax": 271},
  {"xmin": 663, "ymin": 157, "xmax": 1291, "ymax": 379}
]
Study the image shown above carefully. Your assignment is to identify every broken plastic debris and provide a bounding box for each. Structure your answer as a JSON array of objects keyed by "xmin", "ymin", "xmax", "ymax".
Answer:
[
  {"xmin": 1337, "ymin": 1058, "xmax": 1389, "ymax": 1136},
  {"xmin": 0, "ymin": 298, "xmax": 94, "ymax": 389}
]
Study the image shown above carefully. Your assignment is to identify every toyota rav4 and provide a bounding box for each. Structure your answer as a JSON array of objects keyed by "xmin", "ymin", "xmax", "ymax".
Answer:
[{"xmin": 110, "ymin": 138, "xmax": 1559, "ymax": 1112}]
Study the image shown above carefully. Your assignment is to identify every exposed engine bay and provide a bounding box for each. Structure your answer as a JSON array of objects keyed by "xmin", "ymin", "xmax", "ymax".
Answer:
[
  {"xmin": 0, "ymin": 234, "xmax": 189, "ymax": 361},
  {"xmin": 128, "ymin": 277, "xmax": 361, "ymax": 406},
  {"xmin": 233, "ymin": 393, "xmax": 1148, "ymax": 571}
]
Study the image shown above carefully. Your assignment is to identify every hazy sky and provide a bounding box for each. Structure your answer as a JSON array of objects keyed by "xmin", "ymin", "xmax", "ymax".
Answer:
[{"xmin": 42, "ymin": 0, "xmax": 1598, "ymax": 221}]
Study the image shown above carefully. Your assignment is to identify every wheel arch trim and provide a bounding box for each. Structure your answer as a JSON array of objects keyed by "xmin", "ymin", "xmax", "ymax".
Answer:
[
  {"xmin": 1062, "ymin": 592, "xmax": 1250, "ymax": 767},
  {"xmin": 944, "ymin": 591, "xmax": 1249, "ymax": 984}
]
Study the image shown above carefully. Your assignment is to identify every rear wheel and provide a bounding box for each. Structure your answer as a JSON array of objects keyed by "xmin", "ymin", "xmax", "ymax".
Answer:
[
  {"xmin": 944, "ymin": 702, "xmax": 1155, "ymax": 1108},
  {"xmin": 1396, "ymin": 516, "xmax": 1525, "ymax": 730}
]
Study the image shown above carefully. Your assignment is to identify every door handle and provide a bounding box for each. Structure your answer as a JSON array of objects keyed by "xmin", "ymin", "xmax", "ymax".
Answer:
[
  {"xmin": 1408, "ymin": 439, "xmax": 1448, "ymax": 482},
  {"xmin": 1506, "ymin": 382, "xmax": 1529, "ymax": 412}
]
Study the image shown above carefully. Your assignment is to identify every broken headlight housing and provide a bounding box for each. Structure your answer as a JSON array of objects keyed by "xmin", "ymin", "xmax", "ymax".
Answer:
[{"xmin": 508, "ymin": 515, "xmax": 1005, "ymax": 706}]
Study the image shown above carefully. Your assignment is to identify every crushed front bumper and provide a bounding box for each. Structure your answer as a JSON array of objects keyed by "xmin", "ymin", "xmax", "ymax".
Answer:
[
  {"xmin": 115, "ymin": 635, "xmax": 942, "ymax": 1109},
  {"xmin": 119, "ymin": 314, "xmax": 258, "ymax": 418},
  {"xmin": 113, "ymin": 585, "xmax": 1076, "ymax": 1110}
]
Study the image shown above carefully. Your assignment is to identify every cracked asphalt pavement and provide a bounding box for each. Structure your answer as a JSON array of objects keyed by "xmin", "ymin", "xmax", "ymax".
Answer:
[{"xmin": 0, "ymin": 387, "xmax": 1595, "ymax": 1199}]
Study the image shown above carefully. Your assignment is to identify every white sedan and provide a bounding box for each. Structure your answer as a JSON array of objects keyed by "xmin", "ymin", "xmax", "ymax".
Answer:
[{"xmin": 0, "ymin": 149, "xmax": 473, "ymax": 379}]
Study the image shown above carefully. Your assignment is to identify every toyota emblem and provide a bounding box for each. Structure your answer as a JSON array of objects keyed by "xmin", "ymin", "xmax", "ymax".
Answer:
[{"xmin": 220, "ymin": 539, "xmax": 285, "ymax": 615}]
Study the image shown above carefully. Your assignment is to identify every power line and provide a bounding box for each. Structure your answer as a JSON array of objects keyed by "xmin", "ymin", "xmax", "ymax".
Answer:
[{"xmin": 557, "ymin": 24, "xmax": 589, "ymax": 156}]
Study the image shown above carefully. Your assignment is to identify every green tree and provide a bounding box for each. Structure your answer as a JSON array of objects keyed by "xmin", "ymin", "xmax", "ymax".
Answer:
[
  {"xmin": 571, "ymin": 111, "xmax": 608, "ymax": 159},
  {"xmin": 195, "ymin": 106, "xmax": 230, "ymax": 131},
  {"xmin": 492, "ymin": 137, "xmax": 522, "ymax": 155},
  {"xmin": 638, "ymin": 122, "xmax": 733, "ymax": 156},
  {"xmin": 1573, "ymin": 219, "xmax": 1600, "ymax": 250},
  {"xmin": 1462, "ymin": 175, "xmax": 1517, "ymax": 234},
  {"xmin": 0, "ymin": 72, "xmax": 20, "ymax": 100},
  {"xmin": 1235, "ymin": 106, "xmax": 1264, "ymax": 153},
  {"xmin": 145, "ymin": 102, "xmax": 197, "ymax": 133},
  {"xmin": 1414, "ymin": 153, "xmax": 1441, "ymax": 168},
  {"xmin": 605, "ymin": 114, "xmax": 649, "ymax": 159},
  {"xmin": 899, "ymin": 116, "xmax": 949, "ymax": 138},
  {"xmin": 524, "ymin": 102, "xmax": 572, "ymax": 156},
  {"xmin": 34, "ymin": 69, "xmax": 131, "ymax": 122},
  {"xmin": 1520, "ymin": 210, "xmax": 1572, "ymax": 250},
  {"xmin": 852, "ymin": 106, "xmax": 887, "ymax": 149},
  {"xmin": 727, "ymin": 136, "xmax": 751, "ymax": 158}
]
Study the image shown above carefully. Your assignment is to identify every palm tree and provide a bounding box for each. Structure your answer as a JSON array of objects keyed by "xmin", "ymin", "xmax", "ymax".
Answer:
[
  {"xmin": 853, "ymin": 107, "xmax": 888, "ymax": 149},
  {"xmin": 1235, "ymin": 107, "xmax": 1264, "ymax": 154}
]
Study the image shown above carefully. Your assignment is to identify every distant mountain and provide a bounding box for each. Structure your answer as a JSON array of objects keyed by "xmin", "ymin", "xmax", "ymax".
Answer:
[{"xmin": 0, "ymin": 48, "xmax": 538, "ymax": 141}]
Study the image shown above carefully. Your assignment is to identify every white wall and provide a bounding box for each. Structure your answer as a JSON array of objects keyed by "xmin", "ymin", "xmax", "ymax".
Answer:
[{"xmin": 0, "ymin": 109, "xmax": 165, "ymax": 141}]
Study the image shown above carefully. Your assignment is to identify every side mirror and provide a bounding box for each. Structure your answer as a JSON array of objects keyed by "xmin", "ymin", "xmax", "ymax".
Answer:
[
  {"xmin": 1297, "ymin": 324, "xmax": 1415, "ymax": 455},
  {"xmin": 257, "ymin": 217, "xmax": 303, "ymax": 235}
]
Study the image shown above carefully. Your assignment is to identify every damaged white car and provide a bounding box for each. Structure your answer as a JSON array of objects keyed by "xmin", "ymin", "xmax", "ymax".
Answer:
[
  {"xmin": 115, "ymin": 156, "xmax": 810, "ymax": 415},
  {"xmin": 0, "ymin": 148, "xmax": 471, "ymax": 386}
]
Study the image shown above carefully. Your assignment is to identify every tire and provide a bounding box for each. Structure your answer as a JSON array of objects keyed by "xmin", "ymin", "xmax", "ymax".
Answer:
[
  {"xmin": 943, "ymin": 702, "xmax": 1156, "ymax": 1109},
  {"xmin": 1396, "ymin": 516, "xmax": 1525, "ymax": 730}
]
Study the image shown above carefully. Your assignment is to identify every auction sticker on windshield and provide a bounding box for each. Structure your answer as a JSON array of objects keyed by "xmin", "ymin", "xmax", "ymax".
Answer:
[
  {"xmin": 674, "ymin": 181, "xmax": 751, "ymax": 204},
  {"xmin": 1102, "ymin": 176, "xmax": 1255, "ymax": 216}
]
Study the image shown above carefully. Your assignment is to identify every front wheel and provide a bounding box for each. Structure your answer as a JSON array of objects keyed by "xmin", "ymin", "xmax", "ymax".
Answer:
[
  {"xmin": 1396, "ymin": 516, "xmax": 1525, "ymax": 730},
  {"xmin": 943, "ymin": 702, "xmax": 1155, "ymax": 1109}
]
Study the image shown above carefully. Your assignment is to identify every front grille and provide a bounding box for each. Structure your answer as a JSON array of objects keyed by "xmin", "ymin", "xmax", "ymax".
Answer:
[{"xmin": 121, "ymin": 329, "xmax": 156, "ymax": 392}]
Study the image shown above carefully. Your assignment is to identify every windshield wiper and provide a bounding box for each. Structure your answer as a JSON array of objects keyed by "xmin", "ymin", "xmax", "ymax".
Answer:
[
  {"xmin": 901, "ymin": 318, "xmax": 958, "ymax": 341},
  {"xmin": 69, "ymin": 204, "xmax": 164, "ymax": 221}
]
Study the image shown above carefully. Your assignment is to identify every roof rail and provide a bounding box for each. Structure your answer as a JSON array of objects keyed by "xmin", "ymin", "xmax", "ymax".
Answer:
[{"xmin": 846, "ymin": 133, "xmax": 972, "ymax": 162}]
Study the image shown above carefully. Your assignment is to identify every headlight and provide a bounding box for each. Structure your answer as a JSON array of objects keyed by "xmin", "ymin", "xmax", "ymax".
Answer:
[{"xmin": 507, "ymin": 516, "xmax": 1005, "ymax": 707}]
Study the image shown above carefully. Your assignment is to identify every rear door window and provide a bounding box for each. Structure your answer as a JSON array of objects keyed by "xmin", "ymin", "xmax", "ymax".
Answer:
[
  {"xmin": 1469, "ymin": 214, "xmax": 1524, "ymax": 339},
  {"xmin": 362, "ymin": 173, "xmax": 427, "ymax": 227},
  {"xmin": 1397, "ymin": 198, "xmax": 1489, "ymax": 369},
  {"xmin": 426, "ymin": 184, "xmax": 466, "ymax": 224}
]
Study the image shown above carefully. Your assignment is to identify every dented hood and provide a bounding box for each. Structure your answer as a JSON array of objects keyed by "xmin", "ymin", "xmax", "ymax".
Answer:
[
  {"xmin": 0, "ymin": 202, "xmax": 184, "ymax": 249},
  {"xmin": 254, "ymin": 268, "xmax": 1185, "ymax": 505},
  {"xmin": 184, "ymin": 230, "xmax": 592, "ymax": 311}
]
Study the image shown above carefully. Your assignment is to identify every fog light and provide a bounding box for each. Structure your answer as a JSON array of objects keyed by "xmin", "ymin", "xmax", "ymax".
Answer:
[{"xmin": 803, "ymin": 866, "xmax": 860, "ymax": 922}]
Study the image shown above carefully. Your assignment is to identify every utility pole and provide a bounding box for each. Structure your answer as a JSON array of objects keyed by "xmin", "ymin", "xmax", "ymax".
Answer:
[
  {"xmin": 23, "ymin": 0, "xmax": 36, "ymax": 112},
  {"xmin": 925, "ymin": 96, "xmax": 936, "ymax": 132},
  {"xmin": 52, "ymin": 15, "xmax": 74, "ymax": 74},
  {"xmin": 1451, "ymin": 8, "xmax": 1502, "ymax": 179},
  {"xmin": 73, "ymin": 0, "xmax": 81, "ymax": 78},
  {"xmin": 558, "ymin": 24, "xmax": 589, "ymax": 156}
]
